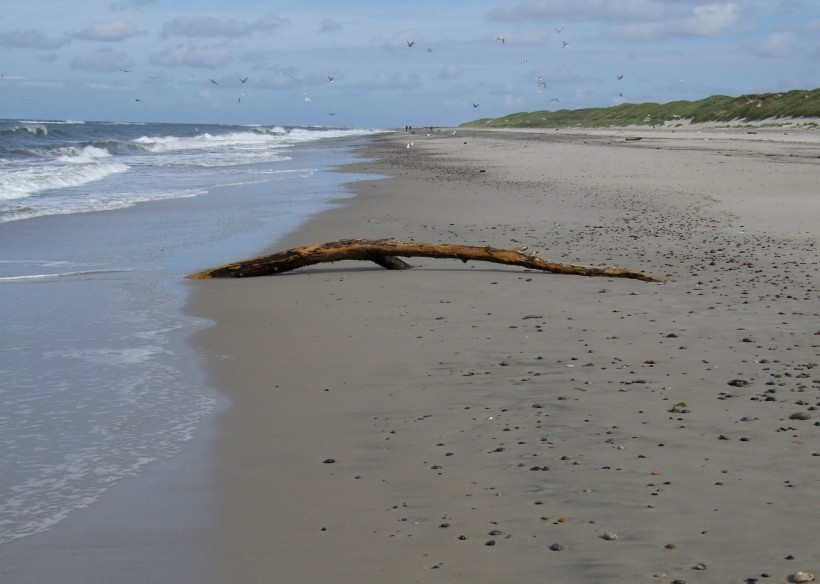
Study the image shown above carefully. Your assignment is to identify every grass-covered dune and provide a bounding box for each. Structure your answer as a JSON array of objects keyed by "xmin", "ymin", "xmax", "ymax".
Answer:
[{"xmin": 461, "ymin": 88, "xmax": 820, "ymax": 129}]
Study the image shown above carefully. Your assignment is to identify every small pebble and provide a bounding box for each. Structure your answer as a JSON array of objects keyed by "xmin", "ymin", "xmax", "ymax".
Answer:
[
  {"xmin": 601, "ymin": 531, "xmax": 618, "ymax": 541},
  {"xmin": 789, "ymin": 572, "xmax": 815, "ymax": 583},
  {"xmin": 789, "ymin": 411, "xmax": 811, "ymax": 420},
  {"xmin": 323, "ymin": 458, "xmax": 336, "ymax": 464},
  {"xmin": 485, "ymin": 539, "xmax": 496, "ymax": 546},
  {"xmin": 549, "ymin": 543, "xmax": 564, "ymax": 551},
  {"xmin": 692, "ymin": 563, "xmax": 707, "ymax": 570}
]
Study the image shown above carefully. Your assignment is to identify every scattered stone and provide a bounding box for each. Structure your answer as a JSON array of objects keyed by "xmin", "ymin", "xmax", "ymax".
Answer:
[
  {"xmin": 789, "ymin": 411, "xmax": 811, "ymax": 420},
  {"xmin": 789, "ymin": 572, "xmax": 815, "ymax": 583},
  {"xmin": 549, "ymin": 543, "xmax": 564, "ymax": 551},
  {"xmin": 323, "ymin": 458, "xmax": 336, "ymax": 464},
  {"xmin": 601, "ymin": 531, "xmax": 618, "ymax": 541},
  {"xmin": 692, "ymin": 563, "xmax": 707, "ymax": 570},
  {"xmin": 485, "ymin": 539, "xmax": 496, "ymax": 546},
  {"xmin": 728, "ymin": 379, "xmax": 750, "ymax": 387}
]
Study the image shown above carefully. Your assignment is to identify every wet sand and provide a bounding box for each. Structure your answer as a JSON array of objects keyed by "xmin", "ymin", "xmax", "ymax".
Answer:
[{"xmin": 191, "ymin": 126, "xmax": 819, "ymax": 583}]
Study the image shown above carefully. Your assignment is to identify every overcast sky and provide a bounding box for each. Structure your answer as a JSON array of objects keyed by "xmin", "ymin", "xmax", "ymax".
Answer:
[{"xmin": 1, "ymin": 0, "xmax": 818, "ymax": 128}]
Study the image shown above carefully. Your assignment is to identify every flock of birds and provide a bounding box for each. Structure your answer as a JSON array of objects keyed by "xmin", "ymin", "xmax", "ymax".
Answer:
[
  {"xmin": 120, "ymin": 24, "xmax": 627, "ymax": 117},
  {"xmin": 463, "ymin": 26, "xmax": 625, "ymax": 111}
]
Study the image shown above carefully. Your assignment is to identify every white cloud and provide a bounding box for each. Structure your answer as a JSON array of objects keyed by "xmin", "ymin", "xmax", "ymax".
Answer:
[
  {"xmin": 319, "ymin": 18, "xmax": 342, "ymax": 34},
  {"xmin": 488, "ymin": 0, "xmax": 666, "ymax": 24},
  {"xmin": 490, "ymin": 1, "xmax": 739, "ymax": 39},
  {"xmin": 150, "ymin": 43, "xmax": 233, "ymax": 68},
  {"xmin": 160, "ymin": 14, "xmax": 288, "ymax": 39},
  {"xmin": 71, "ymin": 48, "xmax": 133, "ymax": 71},
  {"xmin": 608, "ymin": 2, "xmax": 740, "ymax": 40},
  {"xmin": 753, "ymin": 30, "xmax": 798, "ymax": 58},
  {"xmin": 75, "ymin": 20, "xmax": 144, "ymax": 42},
  {"xmin": 0, "ymin": 28, "xmax": 69, "ymax": 49},
  {"xmin": 676, "ymin": 3, "xmax": 739, "ymax": 36}
]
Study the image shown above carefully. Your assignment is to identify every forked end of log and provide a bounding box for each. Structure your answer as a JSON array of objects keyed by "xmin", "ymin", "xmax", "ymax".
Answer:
[{"xmin": 187, "ymin": 238, "xmax": 664, "ymax": 282}]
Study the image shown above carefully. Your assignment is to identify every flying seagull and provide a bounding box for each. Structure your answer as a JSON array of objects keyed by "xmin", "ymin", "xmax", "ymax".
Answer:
[
  {"xmin": 472, "ymin": 101, "xmax": 480, "ymax": 108},
  {"xmin": 537, "ymin": 76, "xmax": 547, "ymax": 88},
  {"xmin": 327, "ymin": 75, "xmax": 334, "ymax": 82},
  {"xmin": 550, "ymin": 97, "xmax": 560, "ymax": 102},
  {"xmin": 562, "ymin": 40, "xmax": 570, "ymax": 48},
  {"xmin": 406, "ymin": 40, "xmax": 414, "ymax": 47},
  {"xmin": 240, "ymin": 77, "xmax": 248, "ymax": 83},
  {"xmin": 496, "ymin": 36, "xmax": 505, "ymax": 44},
  {"xmin": 554, "ymin": 26, "xmax": 565, "ymax": 33},
  {"xmin": 209, "ymin": 78, "xmax": 220, "ymax": 86},
  {"xmin": 617, "ymin": 74, "xmax": 624, "ymax": 80}
]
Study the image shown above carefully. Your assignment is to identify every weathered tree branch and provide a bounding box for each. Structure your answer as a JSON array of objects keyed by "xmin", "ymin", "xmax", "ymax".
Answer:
[{"xmin": 187, "ymin": 238, "xmax": 663, "ymax": 282}]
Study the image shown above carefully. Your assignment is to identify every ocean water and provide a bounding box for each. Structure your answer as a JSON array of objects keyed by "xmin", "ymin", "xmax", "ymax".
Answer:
[{"xmin": 0, "ymin": 119, "xmax": 385, "ymax": 543}]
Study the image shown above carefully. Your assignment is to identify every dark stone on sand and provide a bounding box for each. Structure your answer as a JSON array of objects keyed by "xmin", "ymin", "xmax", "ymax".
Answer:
[
  {"xmin": 485, "ymin": 539, "xmax": 496, "ymax": 546},
  {"xmin": 789, "ymin": 411, "xmax": 811, "ymax": 420},
  {"xmin": 323, "ymin": 458, "xmax": 336, "ymax": 464},
  {"xmin": 728, "ymin": 379, "xmax": 750, "ymax": 387},
  {"xmin": 549, "ymin": 543, "xmax": 564, "ymax": 551}
]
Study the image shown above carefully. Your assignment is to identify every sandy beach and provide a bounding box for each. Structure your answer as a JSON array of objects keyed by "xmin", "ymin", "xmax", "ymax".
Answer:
[
  {"xmin": 188, "ymin": 126, "xmax": 818, "ymax": 583},
  {"xmin": 3, "ymin": 125, "xmax": 817, "ymax": 583}
]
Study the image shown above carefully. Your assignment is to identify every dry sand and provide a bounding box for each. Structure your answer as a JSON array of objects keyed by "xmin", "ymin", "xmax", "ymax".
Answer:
[{"xmin": 188, "ymin": 126, "xmax": 819, "ymax": 583}]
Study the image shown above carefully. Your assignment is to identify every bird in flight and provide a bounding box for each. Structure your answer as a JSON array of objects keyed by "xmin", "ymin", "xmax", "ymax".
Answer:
[
  {"xmin": 562, "ymin": 40, "xmax": 570, "ymax": 48},
  {"xmin": 240, "ymin": 77, "xmax": 248, "ymax": 84},
  {"xmin": 496, "ymin": 36, "xmax": 505, "ymax": 44},
  {"xmin": 472, "ymin": 101, "xmax": 480, "ymax": 108},
  {"xmin": 549, "ymin": 97, "xmax": 560, "ymax": 102},
  {"xmin": 327, "ymin": 75, "xmax": 334, "ymax": 82},
  {"xmin": 537, "ymin": 76, "xmax": 547, "ymax": 88},
  {"xmin": 617, "ymin": 74, "xmax": 624, "ymax": 80},
  {"xmin": 554, "ymin": 27, "xmax": 564, "ymax": 33},
  {"xmin": 406, "ymin": 40, "xmax": 414, "ymax": 47},
  {"xmin": 209, "ymin": 78, "xmax": 220, "ymax": 86}
]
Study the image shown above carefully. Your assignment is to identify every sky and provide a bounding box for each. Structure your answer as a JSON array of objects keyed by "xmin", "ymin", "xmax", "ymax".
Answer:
[{"xmin": 1, "ymin": 0, "xmax": 818, "ymax": 128}]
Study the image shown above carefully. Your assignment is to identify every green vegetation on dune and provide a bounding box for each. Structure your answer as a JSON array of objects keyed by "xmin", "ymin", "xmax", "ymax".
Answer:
[{"xmin": 460, "ymin": 89, "xmax": 820, "ymax": 128}]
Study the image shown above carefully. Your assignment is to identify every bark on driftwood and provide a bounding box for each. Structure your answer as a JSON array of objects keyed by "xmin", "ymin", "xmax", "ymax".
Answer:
[{"xmin": 188, "ymin": 238, "xmax": 662, "ymax": 282}]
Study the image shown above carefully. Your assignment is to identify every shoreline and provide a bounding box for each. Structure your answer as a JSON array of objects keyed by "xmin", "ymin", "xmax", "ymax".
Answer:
[
  {"xmin": 190, "ymin": 128, "xmax": 818, "ymax": 582},
  {"xmin": 2, "ymin": 125, "xmax": 815, "ymax": 582}
]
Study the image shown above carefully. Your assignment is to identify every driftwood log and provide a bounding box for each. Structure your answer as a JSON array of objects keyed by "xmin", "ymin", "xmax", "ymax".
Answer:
[{"xmin": 188, "ymin": 238, "xmax": 662, "ymax": 282}]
